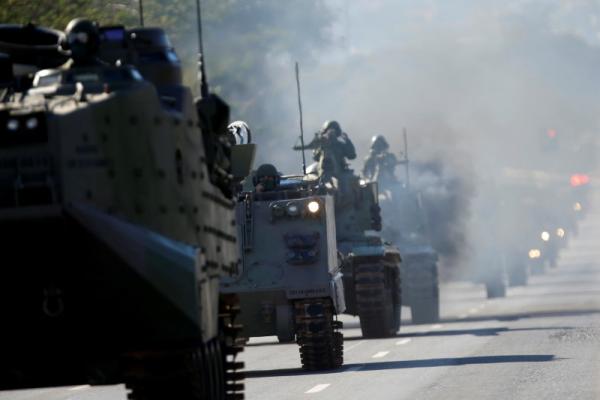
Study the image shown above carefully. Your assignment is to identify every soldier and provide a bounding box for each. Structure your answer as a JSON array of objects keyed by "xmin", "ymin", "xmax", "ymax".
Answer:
[
  {"xmin": 60, "ymin": 19, "xmax": 103, "ymax": 67},
  {"xmin": 363, "ymin": 135, "xmax": 399, "ymax": 185},
  {"xmin": 253, "ymin": 163, "xmax": 280, "ymax": 193}
]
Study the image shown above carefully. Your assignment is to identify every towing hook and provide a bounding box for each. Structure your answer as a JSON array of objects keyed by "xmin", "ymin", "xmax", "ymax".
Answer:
[{"xmin": 42, "ymin": 286, "xmax": 65, "ymax": 318}]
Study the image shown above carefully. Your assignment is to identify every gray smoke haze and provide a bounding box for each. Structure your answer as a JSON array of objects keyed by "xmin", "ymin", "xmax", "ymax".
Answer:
[{"xmin": 195, "ymin": 1, "xmax": 600, "ymax": 276}]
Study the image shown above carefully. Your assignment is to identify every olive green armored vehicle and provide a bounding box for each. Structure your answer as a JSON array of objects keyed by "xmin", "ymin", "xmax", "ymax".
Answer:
[
  {"xmin": 0, "ymin": 19, "xmax": 252, "ymax": 399},
  {"xmin": 221, "ymin": 165, "xmax": 345, "ymax": 370},
  {"xmin": 296, "ymin": 125, "xmax": 402, "ymax": 339}
]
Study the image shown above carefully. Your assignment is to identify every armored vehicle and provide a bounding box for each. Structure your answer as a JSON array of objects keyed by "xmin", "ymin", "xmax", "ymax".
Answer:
[
  {"xmin": 379, "ymin": 186, "xmax": 440, "ymax": 323},
  {"xmin": 366, "ymin": 134, "xmax": 439, "ymax": 324},
  {"xmin": 0, "ymin": 20, "xmax": 252, "ymax": 399},
  {"xmin": 298, "ymin": 161, "xmax": 402, "ymax": 338},
  {"xmin": 221, "ymin": 173, "xmax": 345, "ymax": 371}
]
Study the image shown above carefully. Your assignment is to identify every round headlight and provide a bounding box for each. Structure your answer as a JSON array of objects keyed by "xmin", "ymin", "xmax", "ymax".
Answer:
[
  {"xmin": 528, "ymin": 249, "xmax": 541, "ymax": 259},
  {"xmin": 287, "ymin": 203, "xmax": 300, "ymax": 217},
  {"xmin": 7, "ymin": 119, "xmax": 19, "ymax": 131},
  {"xmin": 26, "ymin": 117, "xmax": 38, "ymax": 130},
  {"xmin": 556, "ymin": 228, "xmax": 565, "ymax": 238},
  {"xmin": 307, "ymin": 201, "xmax": 320, "ymax": 213},
  {"xmin": 359, "ymin": 179, "xmax": 367, "ymax": 186},
  {"xmin": 541, "ymin": 231, "xmax": 550, "ymax": 242}
]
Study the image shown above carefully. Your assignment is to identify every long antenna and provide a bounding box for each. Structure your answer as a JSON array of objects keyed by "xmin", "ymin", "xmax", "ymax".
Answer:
[
  {"xmin": 295, "ymin": 62, "xmax": 307, "ymax": 175},
  {"xmin": 403, "ymin": 127, "xmax": 410, "ymax": 187},
  {"xmin": 195, "ymin": 0, "xmax": 209, "ymax": 97},
  {"xmin": 138, "ymin": 0, "xmax": 144, "ymax": 27}
]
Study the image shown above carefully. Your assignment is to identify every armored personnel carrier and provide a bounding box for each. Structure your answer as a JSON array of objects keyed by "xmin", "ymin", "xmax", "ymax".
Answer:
[
  {"xmin": 221, "ymin": 170, "xmax": 345, "ymax": 371},
  {"xmin": 333, "ymin": 171, "xmax": 402, "ymax": 337},
  {"xmin": 0, "ymin": 19, "xmax": 252, "ymax": 399},
  {"xmin": 379, "ymin": 186, "xmax": 440, "ymax": 324}
]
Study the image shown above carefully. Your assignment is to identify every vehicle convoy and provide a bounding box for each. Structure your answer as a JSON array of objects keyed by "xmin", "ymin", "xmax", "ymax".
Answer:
[
  {"xmin": 295, "ymin": 122, "xmax": 402, "ymax": 338},
  {"xmin": 364, "ymin": 134, "xmax": 440, "ymax": 323},
  {"xmin": 221, "ymin": 163, "xmax": 345, "ymax": 371},
  {"xmin": 0, "ymin": 19, "xmax": 253, "ymax": 399}
]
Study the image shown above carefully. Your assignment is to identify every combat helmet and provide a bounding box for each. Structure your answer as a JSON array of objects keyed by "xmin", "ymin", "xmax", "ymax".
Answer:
[
  {"xmin": 321, "ymin": 120, "xmax": 342, "ymax": 136},
  {"xmin": 61, "ymin": 18, "xmax": 100, "ymax": 65},
  {"xmin": 370, "ymin": 135, "xmax": 389, "ymax": 153}
]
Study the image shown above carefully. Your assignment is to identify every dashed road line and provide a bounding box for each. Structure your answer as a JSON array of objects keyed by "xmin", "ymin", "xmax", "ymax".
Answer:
[
  {"xmin": 305, "ymin": 384, "xmax": 331, "ymax": 394},
  {"xmin": 395, "ymin": 338, "xmax": 411, "ymax": 346},
  {"xmin": 372, "ymin": 351, "xmax": 390, "ymax": 358},
  {"xmin": 430, "ymin": 324, "xmax": 443, "ymax": 330},
  {"xmin": 458, "ymin": 313, "xmax": 469, "ymax": 319},
  {"xmin": 469, "ymin": 307, "xmax": 479, "ymax": 314}
]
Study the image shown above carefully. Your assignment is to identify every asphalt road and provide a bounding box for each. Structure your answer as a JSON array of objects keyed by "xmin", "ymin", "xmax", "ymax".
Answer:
[{"xmin": 2, "ymin": 211, "xmax": 599, "ymax": 400}]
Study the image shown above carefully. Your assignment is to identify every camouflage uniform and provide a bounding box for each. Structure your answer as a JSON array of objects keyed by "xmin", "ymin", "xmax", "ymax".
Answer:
[{"xmin": 307, "ymin": 120, "xmax": 356, "ymax": 180}]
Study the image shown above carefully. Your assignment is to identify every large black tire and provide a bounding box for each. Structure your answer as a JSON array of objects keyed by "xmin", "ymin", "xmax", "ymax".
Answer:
[
  {"xmin": 407, "ymin": 263, "xmax": 440, "ymax": 324},
  {"xmin": 295, "ymin": 298, "xmax": 343, "ymax": 371},
  {"xmin": 507, "ymin": 263, "xmax": 528, "ymax": 287},
  {"xmin": 355, "ymin": 262, "xmax": 399, "ymax": 338},
  {"xmin": 124, "ymin": 295, "xmax": 244, "ymax": 400},
  {"xmin": 485, "ymin": 279, "xmax": 506, "ymax": 299}
]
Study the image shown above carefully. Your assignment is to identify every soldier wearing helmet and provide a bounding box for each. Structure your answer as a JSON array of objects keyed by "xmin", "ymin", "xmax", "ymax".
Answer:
[
  {"xmin": 61, "ymin": 19, "xmax": 103, "ymax": 67},
  {"xmin": 363, "ymin": 135, "xmax": 399, "ymax": 184},
  {"xmin": 309, "ymin": 120, "xmax": 356, "ymax": 178},
  {"xmin": 253, "ymin": 163, "xmax": 280, "ymax": 193}
]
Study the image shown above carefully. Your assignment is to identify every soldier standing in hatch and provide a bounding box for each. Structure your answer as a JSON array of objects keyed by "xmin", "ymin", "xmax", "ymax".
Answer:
[
  {"xmin": 298, "ymin": 120, "xmax": 356, "ymax": 180},
  {"xmin": 253, "ymin": 163, "xmax": 280, "ymax": 193},
  {"xmin": 363, "ymin": 135, "xmax": 399, "ymax": 186}
]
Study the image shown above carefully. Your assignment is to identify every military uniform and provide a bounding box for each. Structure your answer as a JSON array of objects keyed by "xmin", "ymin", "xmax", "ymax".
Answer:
[{"xmin": 363, "ymin": 135, "xmax": 398, "ymax": 185}]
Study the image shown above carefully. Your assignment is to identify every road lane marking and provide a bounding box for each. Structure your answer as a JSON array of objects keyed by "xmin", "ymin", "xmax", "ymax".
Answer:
[
  {"xmin": 345, "ymin": 340, "xmax": 365, "ymax": 351},
  {"xmin": 430, "ymin": 324, "xmax": 443, "ymax": 329},
  {"xmin": 396, "ymin": 338, "xmax": 411, "ymax": 345},
  {"xmin": 458, "ymin": 313, "xmax": 468, "ymax": 319},
  {"xmin": 305, "ymin": 384, "xmax": 330, "ymax": 394},
  {"xmin": 345, "ymin": 365, "xmax": 364, "ymax": 372},
  {"xmin": 469, "ymin": 308, "xmax": 479, "ymax": 314},
  {"xmin": 68, "ymin": 385, "xmax": 90, "ymax": 391},
  {"xmin": 372, "ymin": 351, "xmax": 390, "ymax": 358}
]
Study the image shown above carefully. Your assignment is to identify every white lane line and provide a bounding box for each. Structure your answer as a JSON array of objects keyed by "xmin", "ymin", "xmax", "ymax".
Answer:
[
  {"xmin": 469, "ymin": 308, "xmax": 479, "ymax": 314},
  {"xmin": 68, "ymin": 385, "xmax": 90, "ymax": 391},
  {"xmin": 372, "ymin": 351, "xmax": 390, "ymax": 359},
  {"xmin": 430, "ymin": 324, "xmax": 443, "ymax": 330},
  {"xmin": 345, "ymin": 340, "xmax": 365, "ymax": 352},
  {"xmin": 305, "ymin": 384, "xmax": 331, "ymax": 394},
  {"xmin": 396, "ymin": 338, "xmax": 411, "ymax": 346},
  {"xmin": 458, "ymin": 313, "xmax": 468, "ymax": 319},
  {"xmin": 345, "ymin": 365, "xmax": 364, "ymax": 372}
]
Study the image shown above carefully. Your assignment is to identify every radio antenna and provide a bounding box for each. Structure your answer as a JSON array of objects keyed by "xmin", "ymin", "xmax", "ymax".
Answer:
[
  {"xmin": 138, "ymin": 0, "xmax": 144, "ymax": 27},
  {"xmin": 195, "ymin": 0, "xmax": 209, "ymax": 97},
  {"xmin": 295, "ymin": 62, "xmax": 307, "ymax": 175}
]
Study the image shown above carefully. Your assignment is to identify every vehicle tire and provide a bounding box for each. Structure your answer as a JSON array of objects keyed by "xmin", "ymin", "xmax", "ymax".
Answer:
[
  {"xmin": 485, "ymin": 280, "xmax": 506, "ymax": 299},
  {"xmin": 295, "ymin": 298, "xmax": 343, "ymax": 371},
  {"xmin": 355, "ymin": 262, "xmax": 398, "ymax": 338},
  {"xmin": 507, "ymin": 263, "xmax": 528, "ymax": 287},
  {"xmin": 407, "ymin": 263, "xmax": 440, "ymax": 324},
  {"xmin": 124, "ymin": 295, "xmax": 244, "ymax": 400}
]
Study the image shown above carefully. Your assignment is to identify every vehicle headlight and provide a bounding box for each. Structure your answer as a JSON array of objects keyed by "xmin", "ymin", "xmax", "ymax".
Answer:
[
  {"xmin": 7, "ymin": 119, "xmax": 19, "ymax": 131},
  {"xmin": 573, "ymin": 202, "xmax": 582, "ymax": 212},
  {"xmin": 541, "ymin": 231, "xmax": 550, "ymax": 242},
  {"xmin": 287, "ymin": 203, "xmax": 300, "ymax": 217},
  {"xmin": 26, "ymin": 117, "xmax": 38, "ymax": 130},
  {"xmin": 556, "ymin": 228, "xmax": 565, "ymax": 238},
  {"xmin": 359, "ymin": 179, "xmax": 367, "ymax": 186},
  {"xmin": 528, "ymin": 249, "xmax": 541, "ymax": 259},
  {"xmin": 307, "ymin": 200, "xmax": 320, "ymax": 213}
]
